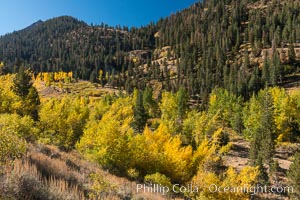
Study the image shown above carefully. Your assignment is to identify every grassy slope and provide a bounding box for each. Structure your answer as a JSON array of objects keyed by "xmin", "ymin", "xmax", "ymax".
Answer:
[{"xmin": 1, "ymin": 143, "xmax": 182, "ymax": 200}]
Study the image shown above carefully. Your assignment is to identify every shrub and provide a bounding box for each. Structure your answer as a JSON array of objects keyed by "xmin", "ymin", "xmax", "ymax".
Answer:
[
  {"xmin": 144, "ymin": 173, "xmax": 172, "ymax": 189},
  {"xmin": 0, "ymin": 127, "xmax": 26, "ymax": 167},
  {"xmin": 89, "ymin": 173, "xmax": 118, "ymax": 199},
  {"xmin": 0, "ymin": 113, "xmax": 39, "ymax": 142},
  {"xmin": 28, "ymin": 152, "xmax": 83, "ymax": 186},
  {"xmin": 1, "ymin": 159, "xmax": 86, "ymax": 200}
]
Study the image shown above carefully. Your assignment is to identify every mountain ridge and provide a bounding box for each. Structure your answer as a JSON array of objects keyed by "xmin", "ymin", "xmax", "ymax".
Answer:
[{"xmin": 22, "ymin": 19, "xmax": 44, "ymax": 31}]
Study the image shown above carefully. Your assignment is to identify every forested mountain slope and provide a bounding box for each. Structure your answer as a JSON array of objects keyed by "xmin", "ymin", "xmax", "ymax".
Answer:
[{"xmin": 0, "ymin": 16, "xmax": 155, "ymax": 81}]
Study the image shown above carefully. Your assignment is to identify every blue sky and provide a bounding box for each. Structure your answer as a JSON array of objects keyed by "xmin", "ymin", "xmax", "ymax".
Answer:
[{"xmin": 0, "ymin": 0, "xmax": 199, "ymax": 36}]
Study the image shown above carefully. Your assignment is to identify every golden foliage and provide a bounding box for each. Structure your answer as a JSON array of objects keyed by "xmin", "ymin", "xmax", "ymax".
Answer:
[
  {"xmin": 0, "ymin": 113, "xmax": 39, "ymax": 141},
  {"xmin": 159, "ymin": 91, "xmax": 178, "ymax": 131},
  {"xmin": 76, "ymin": 96, "xmax": 134, "ymax": 171},
  {"xmin": 192, "ymin": 166, "xmax": 259, "ymax": 200},
  {"xmin": 144, "ymin": 172, "xmax": 172, "ymax": 189},
  {"xmin": 89, "ymin": 173, "xmax": 118, "ymax": 199},
  {"xmin": 270, "ymin": 87, "xmax": 299, "ymax": 142},
  {"xmin": 130, "ymin": 124, "xmax": 195, "ymax": 183},
  {"xmin": 0, "ymin": 74, "xmax": 22, "ymax": 113},
  {"xmin": 0, "ymin": 127, "xmax": 26, "ymax": 166},
  {"xmin": 35, "ymin": 71, "xmax": 73, "ymax": 86},
  {"xmin": 39, "ymin": 96, "xmax": 89, "ymax": 149}
]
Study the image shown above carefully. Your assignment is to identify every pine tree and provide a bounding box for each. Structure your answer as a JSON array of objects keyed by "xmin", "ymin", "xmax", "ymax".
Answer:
[
  {"xmin": 288, "ymin": 42, "xmax": 296, "ymax": 63},
  {"xmin": 24, "ymin": 87, "xmax": 41, "ymax": 121},
  {"xmin": 132, "ymin": 90, "xmax": 148, "ymax": 132},
  {"xmin": 259, "ymin": 89, "xmax": 275, "ymax": 164},
  {"xmin": 288, "ymin": 152, "xmax": 300, "ymax": 199},
  {"xmin": 248, "ymin": 66, "xmax": 261, "ymax": 93},
  {"xmin": 243, "ymin": 48, "xmax": 250, "ymax": 70},
  {"xmin": 250, "ymin": 89, "xmax": 275, "ymax": 167},
  {"xmin": 270, "ymin": 41, "xmax": 281, "ymax": 86},
  {"xmin": 262, "ymin": 54, "xmax": 270, "ymax": 84},
  {"xmin": 176, "ymin": 86, "xmax": 189, "ymax": 120},
  {"xmin": 274, "ymin": 50, "xmax": 282, "ymax": 84},
  {"xmin": 143, "ymin": 87, "xmax": 156, "ymax": 117},
  {"xmin": 11, "ymin": 66, "xmax": 40, "ymax": 120},
  {"xmin": 257, "ymin": 158, "xmax": 269, "ymax": 185},
  {"xmin": 12, "ymin": 66, "xmax": 33, "ymax": 98}
]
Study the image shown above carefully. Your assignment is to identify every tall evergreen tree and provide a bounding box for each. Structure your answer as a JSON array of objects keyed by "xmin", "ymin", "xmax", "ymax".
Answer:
[
  {"xmin": 12, "ymin": 66, "xmax": 33, "ymax": 98},
  {"xmin": 262, "ymin": 54, "xmax": 270, "ymax": 84},
  {"xmin": 250, "ymin": 89, "xmax": 275, "ymax": 167},
  {"xmin": 143, "ymin": 87, "xmax": 156, "ymax": 117},
  {"xmin": 288, "ymin": 42, "xmax": 296, "ymax": 63},
  {"xmin": 132, "ymin": 90, "xmax": 148, "ymax": 132},
  {"xmin": 11, "ymin": 66, "xmax": 40, "ymax": 120},
  {"xmin": 269, "ymin": 40, "xmax": 281, "ymax": 86},
  {"xmin": 176, "ymin": 86, "xmax": 189, "ymax": 120},
  {"xmin": 288, "ymin": 152, "xmax": 300, "ymax": 199},
  {"xmin": 249, "ymin": 66, "xmax": 261, "ymax": 93},
  {"xmin": 24, "ymin": 87, "xmax": 41, "ymax": 121}
]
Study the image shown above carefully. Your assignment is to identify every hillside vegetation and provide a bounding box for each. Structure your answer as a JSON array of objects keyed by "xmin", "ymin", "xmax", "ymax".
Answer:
[
  {"xmin": 0, "ymin": 0, "xmax": 300, "ymax": 199},
  {"xmin": 0, "ymin": 69, "xmax": 300, "ymax": 199}
]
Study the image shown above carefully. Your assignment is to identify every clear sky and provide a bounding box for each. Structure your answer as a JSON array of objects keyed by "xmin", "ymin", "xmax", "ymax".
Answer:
[{"xmin": 0, "ymin": 0, "xmax": 199, "ymax": 36}]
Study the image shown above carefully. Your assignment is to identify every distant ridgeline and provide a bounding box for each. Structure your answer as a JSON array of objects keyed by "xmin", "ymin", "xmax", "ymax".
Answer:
[{"xmin": 0, "ymin": 0, "xmax": 300, "ymax": 99}]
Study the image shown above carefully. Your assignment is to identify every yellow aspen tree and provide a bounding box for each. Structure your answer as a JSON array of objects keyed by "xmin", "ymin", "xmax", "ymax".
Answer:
[{"xmin": 270, "ymin": 87, "xmax": 298, "ymax": 142}]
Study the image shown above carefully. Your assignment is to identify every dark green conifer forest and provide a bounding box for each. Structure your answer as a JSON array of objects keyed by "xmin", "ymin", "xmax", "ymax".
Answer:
[{"xmin": 0, "ymin": 0, "xmax": 299, "ymax": 100}]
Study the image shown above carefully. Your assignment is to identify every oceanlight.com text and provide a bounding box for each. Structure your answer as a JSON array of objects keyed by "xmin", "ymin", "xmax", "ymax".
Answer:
[{"xmin": 209, "ymin": 184, "xmax": 294, "ymax": 196}]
